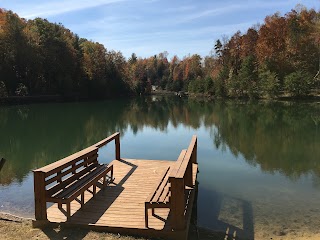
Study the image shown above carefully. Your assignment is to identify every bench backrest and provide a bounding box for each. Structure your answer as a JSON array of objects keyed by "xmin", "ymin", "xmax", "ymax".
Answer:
[
  {"xmin": 146, "ymin": 167, "xmax": 171, "ymax": 203},
  {"xmin": 170, "ymin": 135, "xmax": 197, "ymax": 185},
  {"xmin": 145, "ymin": 135, "xmax": 197, "ymax": 205},
  {"xmin": 34, "ymin": 146, "xmax": 99, "ymax": 196}
]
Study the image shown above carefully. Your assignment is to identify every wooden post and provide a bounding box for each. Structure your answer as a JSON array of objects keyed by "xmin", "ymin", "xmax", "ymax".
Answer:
[
  {"xmin": 185, "ymin": 162, "xmax": 193, "ymax": 187},
  {"xmin": 115, "ymin": 134, "xmax": 120, "ymax": 160},
  {"xmin": 33, "ymin": 171, "xmax": 47, "ymax": 221},
  {"xmin": 191, "ymin": 137, "xmax": 197, "ymax": 164},
  {"xmin": 169, "ymin": 177, "xmax": 185, "ymax": 230},
  {"xmin": 0, "ymin": 158, "xmax": 5, "ymax": 172}
]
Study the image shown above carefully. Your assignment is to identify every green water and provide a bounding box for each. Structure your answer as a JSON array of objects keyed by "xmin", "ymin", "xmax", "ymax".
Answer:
[{"xmin": 0, "ymin": 97, "xmax": 319, "ymax": 239}]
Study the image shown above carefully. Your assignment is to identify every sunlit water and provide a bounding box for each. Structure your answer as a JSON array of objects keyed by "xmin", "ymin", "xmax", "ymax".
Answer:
[{"xmin": 0, "ymin": 97, "xmax": 319, "ymax": 239}]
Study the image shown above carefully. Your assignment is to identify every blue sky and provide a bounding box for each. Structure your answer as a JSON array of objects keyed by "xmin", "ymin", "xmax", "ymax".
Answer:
[{"xmin": 1, "ymin": 0, "xmax": 319, "ymax": 59}]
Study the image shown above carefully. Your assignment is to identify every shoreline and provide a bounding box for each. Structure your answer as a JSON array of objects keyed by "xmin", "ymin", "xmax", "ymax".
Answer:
[
  {"xmin": 1, "ymin": 91, "xmax": 320, "ymax": 107},
  {"xmin": 0, "ymin": 212, "xmax": 147, "ymax": 240}
]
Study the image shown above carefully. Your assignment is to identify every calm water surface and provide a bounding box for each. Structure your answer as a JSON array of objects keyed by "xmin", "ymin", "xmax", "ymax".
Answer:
[{"xmin": 0, "ymin": 97, "xmax": 319, "ymax": 239}]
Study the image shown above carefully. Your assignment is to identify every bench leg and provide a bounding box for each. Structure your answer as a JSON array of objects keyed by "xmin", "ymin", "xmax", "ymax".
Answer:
[
  {"xmin": 81, "ymin": 192, "xmax": 85, "ymax": 206},
  {"xmin": 93, "ymin": 184, "xmax": 97, "ymax": 195},
  {"xmin": 111, "ymin": 167, "xmax": 114, "ymax": 182},
  {"xmin": 58, "ymin": 202, "xmax": 62, "ymax": 209},
  {"xmin": 103, "ymin": 175, "xmax": 106, "ymax": 187},
  {"xmin": 145, "ymin": 205, "xmax": 149, "ymax": 228},
  {"xmin": 66, "ymin": 203, "xmax": 71, "ymax": 220}
]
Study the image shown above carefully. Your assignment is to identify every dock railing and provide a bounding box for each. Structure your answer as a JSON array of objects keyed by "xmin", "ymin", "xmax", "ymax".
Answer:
[{"xmin": 93, "ymin": 132, "xmax": 121, "ymax": 160}]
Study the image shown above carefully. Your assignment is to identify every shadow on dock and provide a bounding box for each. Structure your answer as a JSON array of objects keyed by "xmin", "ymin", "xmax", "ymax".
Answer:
[
  {"xmin": 189, "ymin": 185, "xmax": 254, "ymax": 240},
  {"xmin": 66, "ymin": 159, "xmax": 138, "ymax": 224}
]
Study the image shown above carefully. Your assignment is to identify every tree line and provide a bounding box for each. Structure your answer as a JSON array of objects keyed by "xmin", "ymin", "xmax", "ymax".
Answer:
[{"xmin": 0, "ymin": 6, "xmax": 319, "ymax": 99}]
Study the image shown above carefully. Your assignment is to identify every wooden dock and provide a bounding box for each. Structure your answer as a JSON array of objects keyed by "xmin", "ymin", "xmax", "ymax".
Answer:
[{"xmin": 33, "ymin": 133, "xmax": 198, "ymax": 240}]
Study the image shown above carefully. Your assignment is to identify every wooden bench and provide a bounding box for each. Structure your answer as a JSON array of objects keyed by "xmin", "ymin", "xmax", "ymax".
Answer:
[
  {"xmin": 145, "ymin": 135, "xmax": 197, "ymax": 228},
  {"xmin": 34, "ymin": 132, "xmax": 121, "ymax": 222},
  {"xmin": 144, "ymin": 166, "xmax": 171, "ymax": 227},
  {"xmin": 34, "ymin": 146, "xmax": 113, "ymax": 220}
]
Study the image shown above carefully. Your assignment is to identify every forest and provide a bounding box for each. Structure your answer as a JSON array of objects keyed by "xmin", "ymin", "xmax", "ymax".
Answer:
[{"xmin": 0, "ymin": 6, "xmax": 319, "ymax": 99}]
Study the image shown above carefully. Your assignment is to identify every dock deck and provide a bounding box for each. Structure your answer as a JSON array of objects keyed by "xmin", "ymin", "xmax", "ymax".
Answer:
[{"xmin": 33, "ymin": 133, "xmax": 198, "ymax": 240}]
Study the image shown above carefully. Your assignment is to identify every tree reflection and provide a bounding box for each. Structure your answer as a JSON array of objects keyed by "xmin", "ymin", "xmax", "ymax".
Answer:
[{"xmin": 0, "ymin": 98, "xmax": 319, "ymax": 185}]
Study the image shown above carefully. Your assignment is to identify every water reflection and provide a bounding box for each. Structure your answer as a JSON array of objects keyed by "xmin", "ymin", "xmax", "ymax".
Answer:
[
  {"xmin": 210, "ymin": 101, "xmax": 320, "ymax": 180},
  {"xmin": 189, "ymin": 184, "xmax": 254, "ymax": 240},
  {"xmin": 0, "ymin": 98, "xmax": 319, "ymax": 186}
]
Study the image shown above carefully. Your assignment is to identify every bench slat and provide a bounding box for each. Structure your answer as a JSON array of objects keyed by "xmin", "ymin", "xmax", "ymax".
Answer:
[
  {"xmin": 54, "ymin": 164, "xmax": 108, "ymax": 199},
  {"xmin": 47, "ymin": 163, "xmax": 98, "ymax": 197},
  {"xmin": 45, "ymin": 154, "xmax": 98, "ymax": 185},
  {"xmin": 146, "ymin": 167, "xmax": 170, "ymax": 203},
  {"xmin": 151, "ymin": 170, "xmax": 170, "ymax": 203},
  {"xmin": 34, "ymin": 146, "xmax": 98, "ymax": 177},
  {"xmin": 158, "ymin": 183, "xmax": 170, "ymax": 203},
  {"xmin": 58, "ymin": 164, "xmax": 112, "ymax": 203}
]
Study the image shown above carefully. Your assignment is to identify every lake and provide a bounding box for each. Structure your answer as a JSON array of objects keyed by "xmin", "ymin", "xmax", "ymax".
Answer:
[{"xmin": 0, "ymin": 97, "xmax": 320, "ymax": 239}]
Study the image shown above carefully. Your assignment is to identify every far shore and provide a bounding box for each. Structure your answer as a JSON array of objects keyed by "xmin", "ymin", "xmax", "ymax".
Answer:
[{"xmin": 1, "ymin": 90, "xmax": 320, "ymax": 106}]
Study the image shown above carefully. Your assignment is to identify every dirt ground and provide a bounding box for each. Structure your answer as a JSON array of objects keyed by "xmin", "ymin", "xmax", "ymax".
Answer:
[
  {"xmin": 2, "ymin": 212, "xmax": 320, "ymax": 240},
  {"xmin": 0, "ymin": 213, "xmax": 148, "ymax": 240}
]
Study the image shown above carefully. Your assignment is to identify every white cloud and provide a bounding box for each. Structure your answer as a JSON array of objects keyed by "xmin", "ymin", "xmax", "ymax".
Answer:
[
  {"xmin": 82, "ymin": 21, "xmax": 254, "ymax": 43},
  {"xmin": 178, "ymin": 5, "xmax": 241, "ymax": 23},
  {"xmin": 18, "ymin": 0, "xmax": 127, "ymax": 19},
  {"xmin": 165, "ymin": 5, "xmax": 196, "ymax": 13},
  {"xmin": 177, "ymin": 1, "xmax": 290, "ymax": 23}
]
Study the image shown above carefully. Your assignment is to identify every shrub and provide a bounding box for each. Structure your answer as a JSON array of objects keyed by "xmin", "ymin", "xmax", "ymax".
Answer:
[
  {"xmin": 15, "ymin": 83, "xmax": 29, "ymax": 96},
  {"xmin": 259, "ymin": 69, "xmax": 280, "ymax": 98},
  {"xmin": 284, "ymin": 71, "xmax": 312, "ymax": 96},
  {"xmin": 0, "ymin": 81, "xmax": 8, "ymax": 97}
]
